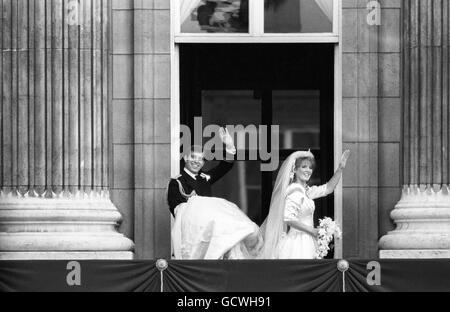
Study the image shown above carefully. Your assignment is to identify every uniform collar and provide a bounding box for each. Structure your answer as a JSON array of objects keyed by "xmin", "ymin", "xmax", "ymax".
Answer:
[{"xmin": 183, "ymin": 168, "xmax": 198, "ymax": 180}]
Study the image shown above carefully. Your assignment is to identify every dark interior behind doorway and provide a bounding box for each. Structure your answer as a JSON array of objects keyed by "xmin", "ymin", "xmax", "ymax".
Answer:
[{"xmin": 180, "ymin": 43, "xmax": 335, "ymax": 231}]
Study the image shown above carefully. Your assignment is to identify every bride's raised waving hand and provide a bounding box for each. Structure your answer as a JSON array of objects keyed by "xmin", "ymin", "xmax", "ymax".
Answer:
[{"xmin": 324, "ymin": 150, "xmax": 351, "ymax": 196}]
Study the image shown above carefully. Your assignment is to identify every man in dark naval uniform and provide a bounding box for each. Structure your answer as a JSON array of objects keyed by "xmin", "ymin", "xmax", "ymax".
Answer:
[
  {"xmin": 168, "ymin": 128, "xmax": 262, "ymax": 259},
  {"xmin": 167, "ymin": 128, "xmax": 237, "ymax": 216}
]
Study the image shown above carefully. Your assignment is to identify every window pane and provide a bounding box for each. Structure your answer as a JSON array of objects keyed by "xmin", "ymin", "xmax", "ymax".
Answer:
[
  {"xmin": 206, "ymin": 160, "xmax": 261, "ymax": 222},
  {"xmin": 265, "ymin": 0, "xmax": 333, "ymax": 33},
  {"xmin": 181, "ymin": 0, "xmax": 249, "ymax": 33},
  {"xmin": 202, "ymin": 90, "xmax": 261, "ymax": 151},
  {"xmin": 272, "ymin": 90, "xmax": 320, "ymax": 150}
]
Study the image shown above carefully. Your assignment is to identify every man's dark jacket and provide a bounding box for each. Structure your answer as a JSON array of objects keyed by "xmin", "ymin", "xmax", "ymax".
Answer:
[{"xmin": 167, "ymin": 161, "xmax": 233, "ymax": 216}]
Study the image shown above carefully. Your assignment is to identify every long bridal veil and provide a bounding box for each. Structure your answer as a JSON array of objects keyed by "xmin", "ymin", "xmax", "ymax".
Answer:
[{"xmin": 258, "ymin": 151, "xmax": 305, "ymax": 259}]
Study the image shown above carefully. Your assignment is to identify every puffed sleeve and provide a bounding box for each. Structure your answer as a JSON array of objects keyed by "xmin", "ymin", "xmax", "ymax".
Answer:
[
  {"xmin": 307, "ymin": 184, "xmax": 328, "ymax": 200},
  {"xmin": 284, "ymin": 192, "xmax": 304, "ymax": 222}
]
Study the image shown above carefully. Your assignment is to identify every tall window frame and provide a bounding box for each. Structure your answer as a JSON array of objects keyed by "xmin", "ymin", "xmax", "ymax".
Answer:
[
  {"xmin": 174, "ymin": 0, "xmax": 339, "ymax": 43},
  {"xmin": 169, "ymin": 0, "xmax": 344, "ymax": 258}
]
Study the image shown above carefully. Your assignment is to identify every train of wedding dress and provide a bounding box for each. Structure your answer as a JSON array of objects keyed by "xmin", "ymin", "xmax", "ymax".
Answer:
[{"xmin": 171, "ymin": 196, "xmax": 262, "ymax": 260}]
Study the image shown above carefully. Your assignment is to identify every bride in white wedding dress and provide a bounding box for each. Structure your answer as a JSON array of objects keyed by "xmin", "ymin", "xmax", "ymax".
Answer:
[{"xmin": 259, "ymin": 150, "xmax": 350, "ymax": 259}]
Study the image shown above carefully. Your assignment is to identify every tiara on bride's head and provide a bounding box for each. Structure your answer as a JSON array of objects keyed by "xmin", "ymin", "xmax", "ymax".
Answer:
[{"xmin": 296, "ymin": 149, "xmax": 315, "ymax": 159}]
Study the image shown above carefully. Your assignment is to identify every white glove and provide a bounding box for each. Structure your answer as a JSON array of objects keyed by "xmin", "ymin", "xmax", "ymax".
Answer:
[
  {"xmin": 339, "ymin": 150, "xmax": 351, "ymax": 169},
  {"xmin": 219, "ymin": 127, "xmax": 236, "ymax": 155}
]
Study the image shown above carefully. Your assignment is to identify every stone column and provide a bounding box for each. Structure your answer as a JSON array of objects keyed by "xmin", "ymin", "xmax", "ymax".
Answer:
[
  {"xmin": 379, "ymin": 0, "xmax": 450, "ymax": 258},
  {"xmin": 0, "ymin": 0, "xmax": 134, "ymax": 259}
]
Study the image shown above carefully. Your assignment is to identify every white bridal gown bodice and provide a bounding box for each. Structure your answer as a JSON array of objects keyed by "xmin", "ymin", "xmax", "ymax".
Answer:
[{"xmin": 278, "ymin": 183, "xmax": 327, "ymax": 259}]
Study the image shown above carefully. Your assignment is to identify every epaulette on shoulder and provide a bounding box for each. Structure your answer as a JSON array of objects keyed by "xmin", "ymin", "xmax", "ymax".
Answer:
[{"xmin": 173, "ymin": 174, "xmax": 182, "ymax": 180}]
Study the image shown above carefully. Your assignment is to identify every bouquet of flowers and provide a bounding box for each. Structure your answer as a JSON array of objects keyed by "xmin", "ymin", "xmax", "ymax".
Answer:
[{"xmin": 315, "ymin": 217, "xmax": 342, "ymax": 259}]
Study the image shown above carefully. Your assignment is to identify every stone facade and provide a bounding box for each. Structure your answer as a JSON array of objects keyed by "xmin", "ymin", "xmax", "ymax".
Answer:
[
  {"xmin": 108, "ymin": 0, "xmax": 405, "ymax": 259},
  {"xmin": 110, "ymin": 0, "xmax": 171, "ymax": 259},
  {"xmin": 341, "ymin": 0, "xmax": 401, "ymax": 258}
]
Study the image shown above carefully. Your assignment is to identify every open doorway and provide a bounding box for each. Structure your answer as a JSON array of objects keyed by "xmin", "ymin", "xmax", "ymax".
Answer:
[{"xmin": 179, "ymin": 43, "xmax": 335, "ymax": 230}]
